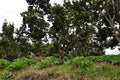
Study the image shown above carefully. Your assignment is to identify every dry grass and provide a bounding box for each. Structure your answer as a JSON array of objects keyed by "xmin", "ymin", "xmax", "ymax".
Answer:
[
  {"xmin": 13, "ymin": 70, "xmax": 48, "ymax": 80},
  {"xmin": 8, "ymin": 68, "xmax": 92, "ymax": 80}
]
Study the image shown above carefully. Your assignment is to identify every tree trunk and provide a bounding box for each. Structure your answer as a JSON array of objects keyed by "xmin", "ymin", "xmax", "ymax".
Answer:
[{"xmin": 103, "ymin": 13, "xmax": 120, "ymax": 43}]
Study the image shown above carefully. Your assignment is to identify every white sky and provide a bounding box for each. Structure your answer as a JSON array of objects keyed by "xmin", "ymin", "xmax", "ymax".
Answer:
[
  {"xmin": 0, "ymin": 0, "xmax": 119, "ymax": 55},
  {"xmin": 0, "ymin": 0, "xmax": 28, "ymax": 31},
  {"xmin": 105, "ymin": 46, "xmax": 120, "ymax": 55},
  {"xmin": 0, "ymin": 0, "xmax": 63, "ymax": 31}
]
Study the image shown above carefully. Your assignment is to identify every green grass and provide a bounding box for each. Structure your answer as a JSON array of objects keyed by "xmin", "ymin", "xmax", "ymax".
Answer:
[
  {"xmin": 0, "ymin": 55, "xmax": 120, "ymax": 80},
  {"xmin": 72, "ymin": 56, "xmax": 92, "ymax": 69},
  {"xmin": 86, "ymin": 55, "xmax": 120, "ymax": 65}
]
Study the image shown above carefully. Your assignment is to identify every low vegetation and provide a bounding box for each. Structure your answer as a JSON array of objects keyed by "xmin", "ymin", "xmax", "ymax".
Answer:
[{"xmin": 0, "ymin": 55, "xmax": 120, "ymax": 80}]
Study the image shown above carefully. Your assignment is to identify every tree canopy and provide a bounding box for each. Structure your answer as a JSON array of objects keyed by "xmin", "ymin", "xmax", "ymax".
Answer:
[{"xmin": 0, "ymin": 0, "xmax": 119, "ymax": 60}]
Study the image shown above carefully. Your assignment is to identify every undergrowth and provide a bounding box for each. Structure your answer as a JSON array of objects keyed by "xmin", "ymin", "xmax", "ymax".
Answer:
[{"xmin": 0, "ymin": 55, "xmax": 120, "ymax": 80}]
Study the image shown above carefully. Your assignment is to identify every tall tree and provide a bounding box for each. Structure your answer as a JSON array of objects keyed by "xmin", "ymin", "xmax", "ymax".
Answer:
[
  {"xmin": 48, "ymin": 1, "xmax": 98, "ymax": 57},
  {"xmin": 2, "ymin": 20, "xmax": 14, "ymax": 40},
  {"xmin": 69, "ymin": 1, "xmax": 96, "ymax": 56},
  {"xmin": 0, "ymin": 20, "xmax": 19, "ymax": 60},
  {"xmin": 20, "ymin": 0, "xmax": 51, "ymax": 55},
  {"xmin": 15, "ymin": 24, "xmax": 31, "ymax": 57},
  {"xmin": 48, "ymin": 4, "xmax": 69, "ymax": 57}
]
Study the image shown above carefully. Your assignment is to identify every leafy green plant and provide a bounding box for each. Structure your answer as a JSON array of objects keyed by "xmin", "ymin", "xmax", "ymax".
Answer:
[
  {"xmin": 1, "ymin": 70, "xmax": 12, "ymax": 80},
  {"xmin": 72, "ymin": 56, "xmax": 92, "ymax": 69},
  {"xmin": 0, "ymin": 59, "xmax": 10, "ymax": 68},
  {"xmin": 31, "ymin": 56, "xmax": 60, "ymax": 69},
  {"xmin": 6, "ymin": 57, "xmax": 38, "ymax": 70},
  {"xmin": 43, "ymin": 56, "xmax": 60, "ymax": 65}
]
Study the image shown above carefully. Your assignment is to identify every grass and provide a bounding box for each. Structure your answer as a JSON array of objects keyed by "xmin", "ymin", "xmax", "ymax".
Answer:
[
  {"xmin": 87, "ymin": 55, "xmax": 120, "ymax": 65},
  {"xmin": 0, "ymin": 55, "xmax": 120, "ymax": 80}
]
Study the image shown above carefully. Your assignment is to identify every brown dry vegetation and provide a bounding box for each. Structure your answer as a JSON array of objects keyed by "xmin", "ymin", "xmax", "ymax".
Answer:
[
  {"xmin": 8, "ymin": 68, "xmax": 92, "ymax": 80},
  {"xmin": 33, "ymin": 56, "xmax": 43, "ymax": 61}
]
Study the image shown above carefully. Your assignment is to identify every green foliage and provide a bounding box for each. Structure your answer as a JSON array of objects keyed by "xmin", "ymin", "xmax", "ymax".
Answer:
[
  {"xmin": 43, "ymin": 56, "xmax": 60, "ymax": 65},
  {"xmin": 0, "ymin": 59, "xmax": 10, "ymax": 68},
  {"xmin": 31, "ymin": 56, "xmax": 60, "ymax": 69},
  {"xmin": 0, "ymin": 20, "xmax": 23, "ymax": 60},
  {"xmin": 2, "ymin": 20, "xmax": 14, "ymax": 40},
  {"xmin": 1, "ymin": 70, "xmax": 12, "ymax": 80},
  {"xmin": 6, "ymin": 57, "xmax": 38, "ymax": 70},
  {"xmin": 0, "ymin": 56, "xmax": 120, "ymax": 79},
  {"xmin": 0, "ymin": 0, "xmax": 119, "ymax": 60},
  {"xmin": 20, "ymin": 0, "xmax": 50, "ymax": 56},
  {"xmin": 87, "ymin": 55, "xmax": 120, "ymax": 65},
  {"xmin": 64, "ymin": 51, "xmax": 74, "ymax": 61},
  {"xmin": 72, "ymin": 56, "xmax": 92, "ymax": 69}
]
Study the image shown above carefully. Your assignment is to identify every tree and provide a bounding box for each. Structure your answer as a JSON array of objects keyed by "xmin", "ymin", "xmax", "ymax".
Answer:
[
  {"xmin": 19, "ymin": 0, "xmax": 51, "ymax": 55},
  {"xmin": 69, "ymin": 1, "xmax": 96, "ymax": 56},
  {"xmin": 48, "ymin": 4, "xmax": 70, "ymax": 57},
  {"xmin": 0, "ymin": 20, "xmax": 19, "ymax": 60},
  {"xmin": 48, "ymin": 1, "xmax": 98, "ymax": 57},
  {"xmin": 88, "ymin": 0, "xmax": 119, "ymax": 47},
  {"xmin": 2, "ymin": 20, "xmax": 14, "ymax": 40},
  {"xmin": 17, "ymin": 0, "xmax": 119, "ymax": 57},
  {"xmin": 15, "ymin": 24, "xmax": 31, "ymax": 57}
]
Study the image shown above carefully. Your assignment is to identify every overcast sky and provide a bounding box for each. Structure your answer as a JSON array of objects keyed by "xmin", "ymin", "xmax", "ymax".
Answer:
[
  {"xmin": 0, "ymin": 0, "xmax": 27, "ymax": 31},
  {"xmin": 0, "ymin": 0, "xmax": 119, "ymax": 55},
  {"xmin": 0, "ymin": 0, "xmax": 63, "ymax": 31}
]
